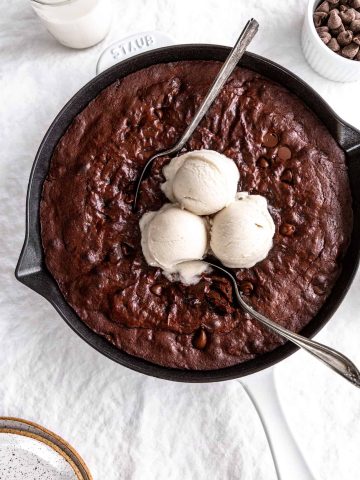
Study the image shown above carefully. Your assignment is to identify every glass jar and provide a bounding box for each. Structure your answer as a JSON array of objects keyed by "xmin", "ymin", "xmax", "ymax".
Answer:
[{"xmin": 30, "ymin": 0, "xmax": 113, "ymax": 49}]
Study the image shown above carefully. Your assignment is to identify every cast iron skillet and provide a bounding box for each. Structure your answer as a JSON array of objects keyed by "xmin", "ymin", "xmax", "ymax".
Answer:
[{"xmin": 15, "ymin": 45, "xmax": 360, "ymax": 382}]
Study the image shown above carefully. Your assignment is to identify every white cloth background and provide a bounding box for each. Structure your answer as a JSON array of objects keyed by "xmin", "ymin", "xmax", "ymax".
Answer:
[{"xmin": 0, "ymin": 1, "xmax": 359, "ymax": 479}]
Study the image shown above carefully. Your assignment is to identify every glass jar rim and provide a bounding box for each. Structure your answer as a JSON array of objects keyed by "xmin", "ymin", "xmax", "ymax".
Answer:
[{"xmin": 31, "ymin": 0, "xmax": 78, "ymax": 6}]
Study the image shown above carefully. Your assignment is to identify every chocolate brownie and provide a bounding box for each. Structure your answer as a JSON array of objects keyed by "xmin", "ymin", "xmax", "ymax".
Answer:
[{"xmin": 40, "ymin": 61, "xmax": 353, "ymax": 369}]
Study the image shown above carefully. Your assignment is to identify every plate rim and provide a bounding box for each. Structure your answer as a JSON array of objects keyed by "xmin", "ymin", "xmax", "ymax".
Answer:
[
  {"xmin": 0, "ymin": 417, "xmax": 92, "ymax": 480},
  {"xmin": 0, "ymin": 428, "xmax": 83, "ymax": 479}
]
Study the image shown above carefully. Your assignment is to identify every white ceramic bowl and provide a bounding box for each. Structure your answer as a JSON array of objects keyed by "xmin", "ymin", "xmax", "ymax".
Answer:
[{"xmin": 301, "ymin": 0, "xmax": 360, "ymax": 82}]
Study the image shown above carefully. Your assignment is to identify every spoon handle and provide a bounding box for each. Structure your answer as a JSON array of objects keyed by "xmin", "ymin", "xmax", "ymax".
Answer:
[
  {"xmin": 236, "ymin": 291, "xmax": 360, "ymax": 388},
  {"xmin": 133, "ymin": 19, "xmax": 259, "ymax": 210},
  {"xmin": 174, "ymin": 18, "xmax": 259, "ymax": 152},
  {"xmin": 207, "ymin": 261, "xmax": 360, "ymax": 387}
]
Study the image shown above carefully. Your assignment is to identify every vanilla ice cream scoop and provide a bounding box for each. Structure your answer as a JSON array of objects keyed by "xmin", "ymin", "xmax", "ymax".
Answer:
[
  {"xmin": 161, "ymin": 149, "xmax": 239, "ymax": 216},
  {"xmin": 140, "ymin": 204, "xmax": 209, "ymax": 284},
  {"xmin": 210, "ymin": 193, "xmax": 275, "ymax": 268}
]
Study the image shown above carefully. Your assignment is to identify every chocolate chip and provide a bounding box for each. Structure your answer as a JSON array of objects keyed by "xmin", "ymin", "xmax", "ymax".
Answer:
[
  {"xmin": 150, "ymin": 284, "xmax": 162, "ymax": 296},
  {"xmin": 262, "ymin": 132, "xmax": 279, "ymax": 148},
  {"xmin": 319, "ymin": 31, "xmax": 332, "ymax": 43},
  {"xmin": 258, "ymin": 157, "xmax": 270, "ymax": 168},
  {"xmin": 314, "ymin": 11, "xmax": 328, "ymax": 26},
  {"xmin": 239, "ymin": 281, "xmax": 254, "ymax": 296},
  {"xmin": 316, "ymin": 26, "xmax": 330, "ymax": 32},
  {"xmin": 281, "ymin": 169, "xmax": 293, "ymax": 184},
  {"xmin": 350, "ymin": 0, "xmax": 360, "ymax": 7},
  {"xmin": 77, "ymin": 162, "xmax": 91, "ymax": 174},
  {"xmin": 124, "ymin": 193, "xmax": 134, "ymax": 204},
  {"xmin": 277, "ymin": 146, "xmax": 292, "ymax": 161},
  {"xmin": 350, "ymin": 19, "xmax": 360, "ymax": 32},
  {"xmin": 280, "ymin": 223, "xmax": 296, "ymax": 236},
  {"xmin": 328, "ymin": 10, "xmax": 343, "ymax": 28},
  {"xmin": 192, "ymin": 328, "xmax": 207, "ymax": 350},
  {"xmin": 339, "ymin": 7, "xmax": 356, "ymax": 23},
  {"xmin": 341, "ymin": 41, "xmax": 360, "ymax": 57},
  {"xmin": 328, "ymin": 37, "xmax": 341, "ymax": 51},
  {"xmin": 353, "ymin": 33, "xmax": 360, "ymax": 44},
  {"xmin": 331, "ymin": 23, "xmax": 346, "ymax": 34},
  {"xmin": 317, "ymin": 1, "xmax": 330, "ymax": 12},
  {"xmin": 337, "ymin": 29, "xmax": 353, "ymax": 45}
]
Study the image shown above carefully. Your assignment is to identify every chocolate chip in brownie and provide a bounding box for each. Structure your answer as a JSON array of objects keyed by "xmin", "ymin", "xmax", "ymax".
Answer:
[
  {"xmin": 192, "ymin": 328, "xmax": 207, "ymax": 350},
  {"xmin": 277, "ymin": 146, "xmax": 292, "ymax": 161},
  {"xmin": 258, "ymin": 157, "xmax": 270, "ymax": 168},
  {"xmin": 262, "ymin": 132, "xmax": 279, "ymax": 148},
  {"xmin": 239, "ymin": 281, "xmax": 254, "ymax": 296},
  {"xmin": 281, "ymin": 169, "xmax": 293, "ymax": 184},
  {"xmin": 280, "ymin": 223, "xmax": 296, "ymax": 236},
  {"xmin": 150, "ymin": 284, "xmax": 163, "ymax": 296}
]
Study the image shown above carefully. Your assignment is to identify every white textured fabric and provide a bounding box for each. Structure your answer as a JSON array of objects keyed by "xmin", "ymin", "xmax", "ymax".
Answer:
[{"xmin": 0, "ymin": 1, "xmax": 359, "ymax": 479}]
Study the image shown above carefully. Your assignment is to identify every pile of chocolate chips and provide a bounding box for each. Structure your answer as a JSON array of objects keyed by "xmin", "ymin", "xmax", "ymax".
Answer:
[{"xmin": 314, "ymin": 0, "xmax": 360, "ymax": 60}]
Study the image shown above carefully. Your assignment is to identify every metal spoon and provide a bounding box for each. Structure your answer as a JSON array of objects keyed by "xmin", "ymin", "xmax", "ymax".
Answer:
[
  {"xmin": 133, "ymin": 18, "xmax": 259, "ymax": 211},
  {"xmin": 206, "ymin": 260, "xmax": 360, "ymax": 388}
]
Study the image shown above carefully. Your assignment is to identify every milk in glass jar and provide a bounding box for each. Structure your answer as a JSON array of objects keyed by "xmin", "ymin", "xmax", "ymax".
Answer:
[{"xmin": 30, "ymin": 0, "xmax": 112, "ymax": 49}]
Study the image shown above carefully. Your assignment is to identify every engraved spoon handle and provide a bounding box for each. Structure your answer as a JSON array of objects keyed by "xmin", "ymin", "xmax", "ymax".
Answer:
[
  {"xmin": 207, "ymin": 262, "xmax": 360, "ymax": 388},
  {"xmin": 172, "ymin": 18, "xmax": 259, "ymax": 152}
]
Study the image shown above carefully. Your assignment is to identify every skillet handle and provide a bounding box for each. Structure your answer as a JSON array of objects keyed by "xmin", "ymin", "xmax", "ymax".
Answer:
[
  {"xmin": 334, "ymin": 120, "xmax": 360, "ymax": 155},
  {"xmin": 15, "ymin": 235, "xmax": 44, "ymax": 292},
  {"xmin": 241, "ymin": 368, "xmax": 316, "ymax": 480}
]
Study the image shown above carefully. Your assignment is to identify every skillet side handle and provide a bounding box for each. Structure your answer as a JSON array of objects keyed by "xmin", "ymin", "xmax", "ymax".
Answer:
[
  {"xmin": 240, "ymin": 368, "xmax": 316, "ymax": 480},
  {"xmin": 335, "ymin": 121, "xmax": 360, "ymax": 156},
  {"xmin": 15, "ymin": 237, "xmax": 43, "ymax": 289}
]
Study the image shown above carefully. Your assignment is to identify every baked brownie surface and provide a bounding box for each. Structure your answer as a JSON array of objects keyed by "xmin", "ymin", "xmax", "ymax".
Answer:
[{"xmin": 41, "ymin": 61, "xmax": 352, "ymax": 369}]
